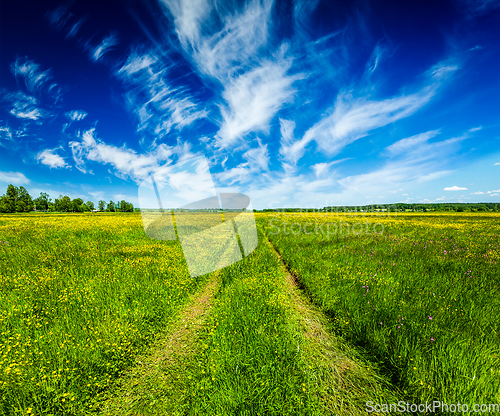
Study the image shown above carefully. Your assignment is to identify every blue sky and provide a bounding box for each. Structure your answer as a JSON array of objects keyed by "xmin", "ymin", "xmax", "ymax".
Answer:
[{"xmin": 0, "ymin": 0, "xmax": 499, "ymax": 209}]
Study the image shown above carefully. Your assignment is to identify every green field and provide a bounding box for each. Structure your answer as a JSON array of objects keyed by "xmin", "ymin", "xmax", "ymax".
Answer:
[{"xmin": 0, "ymin": 212, "xmax": 499, "ymax": 415}]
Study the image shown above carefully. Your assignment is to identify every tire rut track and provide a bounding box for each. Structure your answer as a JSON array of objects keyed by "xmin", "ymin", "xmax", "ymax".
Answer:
[{"xmin": 101, "ymin": 275, "xmax": 219, "ymax": 415}]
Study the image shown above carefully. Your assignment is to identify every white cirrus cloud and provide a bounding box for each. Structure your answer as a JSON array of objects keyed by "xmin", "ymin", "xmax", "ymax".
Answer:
[
  {"xmin": 0, "ymin": 125, "xmax": 13, "ymax": 146},
  {"xmin": 10, "ymin": 57, "xmax": 52, "ymax": 95},
  {"xmin": 66, "ymin": 17, "xmax": 86, "ymax": 38},
  {"xmin": 117, "ymin": 48, "xmax": 207, "ymax": 138},
  {"xmin": 36, "ymin": 148, "xmax": 68, "ymax": 169},
  {"xmin": 217, "ymin": 139, "xmax": 270, "ymax": 185},
  {"xmin": 242, "ymin": 139, "xmax": 269, "ymax": 171},
  {"xmin": 444, "ymin": 186, "xmax": 468, "ymax": 191},
  {"xmin": 471, "ymin": 191, "xmax": 484, "ymax": 194},
  {"xmin": 279, "ymin": 119, "xmax": 305, "ymax": 166},
  {"xmin": 385, "ymin": 130, "xmax": 441, "ymax": 156},
  {"xmin": 3, "ymin": 91, "xmax": 45, "ymax": 120},
  {"xmin": 0, "ymin": 171, "xmax": 30, "ymax": 185},
  {"xmin": 65, "ymin": 110, "xmax": 88, "ymax": 121},
  {"xmin": 216, "ymin": 56, "xmax": 299, "ymax": 148},
  {"xmin": 195, "ymin": 0, "xmax": 273, "ymax": 81},
  {"xmin": 311, "ymin": 159, "xmax": 348, "ymax": 178},
  {"xmin": 159, "ymin": 0, "xmax": 212, "ymax": 51},
  {"xmin": 303, "ymin": 86, "xmax": 436, "ymax": 157},
  {"xmin": 89, "ymin": 33, "xmax": 119, "ymax": 62},
  {"xmin": 68, "ymin": 128, "xmax": 199, "ymax": 182}
]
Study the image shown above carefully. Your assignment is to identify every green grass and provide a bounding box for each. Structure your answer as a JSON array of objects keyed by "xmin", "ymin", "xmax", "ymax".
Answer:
[
  {"xmin": 110, "ymin": 224, "xmax": 399, "ymax": 415},
  {"xmin": 0, "ymin": 213, "xmax": 208, "ymax": 415},
  {"xmin": 261, "ymin": 212, "xmax": 500, "ymax": 405},
  {"xmin": 1, "ymin": 212, "xmax": 499, "ymax": 415}
]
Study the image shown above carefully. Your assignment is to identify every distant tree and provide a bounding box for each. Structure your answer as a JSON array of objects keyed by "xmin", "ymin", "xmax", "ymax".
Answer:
[
  {"xmin": 84, "ymin": 201, "xmax": 95, "ymax": 211},
  {"xmin": 33, "ymin": 192, "xmax": 50, "ymax": 211},
  {"xmin": 106, "ymin": 201, "xmax": 115, "ymax": 212},
  {"xmin": 48, "ymin": 199, "xmax": 55, "ymax": 212},
  {"xmin": 98, "ymin": 200, "xmax": 106, "ymax": 211},
  {"xmin": 0, "ymin": 196, "xmax": 8, "ymax": 213},
  {"xmin": 16, "ymin": 186, "xmax": 33, "ymax": 212},
  {"xmin": 4, "ymin": 184, "xmax": 18, "ymax": 212},
  {"xmin": 118, "ymin": 199, "xmax": 134, "ymax": 212},
  {"xmin": 54, "ymin": 196, "xmax": 62, "ymax": 212},
  {"xmin": 71, "ymin": 198, "xmax": 84, "ymax": 212},
  {"xmin": 54, "ymin": 195, "xmax": 72, "ymax": 212}
]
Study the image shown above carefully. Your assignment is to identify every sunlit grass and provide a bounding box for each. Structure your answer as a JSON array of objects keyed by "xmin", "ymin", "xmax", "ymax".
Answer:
[
  {"xmin": 0, "ymin": 213, "xmax": 207, "ymax": 415},
  {"xmin": 2, "ymin": 211, "xmax": 498, "ymax": 414},
  {"xmin": 261, "ymin": 212, "xmax": 500, "ymax": 404}
]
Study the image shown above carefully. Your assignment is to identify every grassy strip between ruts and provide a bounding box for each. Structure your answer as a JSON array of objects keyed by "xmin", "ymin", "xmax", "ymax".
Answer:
[{"xmin": 108, "ymin": 224, "xmax": 401, "ymax": 415}]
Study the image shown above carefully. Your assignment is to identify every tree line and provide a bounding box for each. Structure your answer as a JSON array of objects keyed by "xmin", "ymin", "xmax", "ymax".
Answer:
[
  {"xmin": 262, "ymin": 202, "xmax": 500, "ymax": 213},
  {"xmin": 0, "ymin": 184, "xmax": 135, "ymax": 213}
]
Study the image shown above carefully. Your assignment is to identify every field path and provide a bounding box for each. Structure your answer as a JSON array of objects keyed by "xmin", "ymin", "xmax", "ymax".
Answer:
[
  {"xmin": 101, "ymin": 274, "xmax": 219, "ymax": 415},
  {"xmin": 263, "ymin": 233, "xmax": 400, "ymax": 413}
]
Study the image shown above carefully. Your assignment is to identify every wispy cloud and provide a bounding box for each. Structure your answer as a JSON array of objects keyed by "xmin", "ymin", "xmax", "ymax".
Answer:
[
  {"xmin": 89, "ymin": 33, "xmax": 119, "ymax": 62},
  {"xmin": 279, "ymin": 119, "xmax": 303, "ymax": 165},
  {"xmin": 46, "ymin": 3, "xmax": 86, "ymax": 39},
  {"xmin": 2, "ymin": 91, "xmax": 45, "ymax": 120},
  {"xmin": 217, "ymin": 139, "xmax": 270, "ymax": 185},
  {"xmin": 65, "ymin": 110, "xmax": 88, "ymax": 121},
  {"xmin": 471, "ymin": 191, "xmax": 484, "ymax": 194},
  {"xmin": 0, "ymin": 171, "xmax": 30, "ymax": 185},
  {"xmin": 242, "ymin": 139, "xmax": 269, "ymax": 171},
  {"xmin": 366, "ymin": 43, "xmax": 389, "ymax": 75},
  {"xmin": 10, "ymin": 57, "xmax": 53, "ymax": 95},
  {"xmin": 426, "ymin": 61, "xmax": 460, "ymax": 81},
  {"xmin": 311, "ymin": 161, "xmax": 342, "ymax": 178},
  {"xmin": 494, "ymin": 162, "xmax": 500, "ymax": 166},
  {"xmin": 385, "ymin": 130, "xmax": 441, "ymax": 155},
  {"xmin": 46, "ymin": 3, "xmax": 72, "ymax": 30},
  {"xmin": 161, "ymin": 0, "xmax": 298, "ymax": 149},
  {"xmin": 199, "ymin": 0, "xmax": 273, "ymax": 80},
  {"xmin": 68, "ymin": 128, "xmax": 189, "ymax": 181},
  {"xmin": 159, "ymin": 0, "xmax": 212, "ymax": 51},
  {"xmin": 216, "ymin": 56, "xmax": 299, "ymax": 148},
  {"xmin": 66, "ymin": 17, "xmax": 86, "ymax": 38},
  {"xmin": 0, "ymin": 125, "xmax": 13, "ymax": 146},
  {"xmin": 117, "ymin": 48, "xmax": 207, "ymax": 139},
  {"xmin": 444, "ymin": 185, "xmax": 468, "ymax": 191},
  {"xmin": 302, "ymin": 86, "xmax": 436, "ymax": 157},
  {"xmin": 163, "ymin": 0, "xmax": 273, "ymax": 81},
  {"xmin": 36, "ymin": 148, "xmax": 69, "ymax": 169}
]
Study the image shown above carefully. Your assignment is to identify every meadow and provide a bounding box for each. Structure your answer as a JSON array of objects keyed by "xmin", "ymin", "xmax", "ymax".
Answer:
[
  {"xmin": 0, "ymin": 214, "xmax": 208, "ymax": 414},
  {"xmin": 0, "ymin": 212, "xmax": 498, "ymax": 414},
  {"xmin": 262, "ymin": 211, "xmax": 500, "ymax": 404}
]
